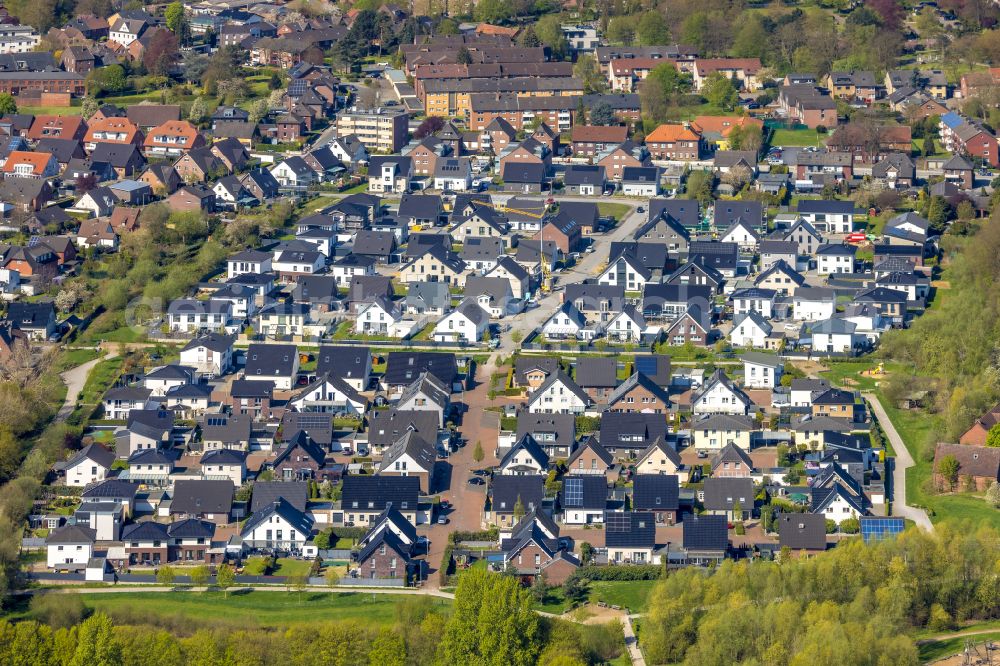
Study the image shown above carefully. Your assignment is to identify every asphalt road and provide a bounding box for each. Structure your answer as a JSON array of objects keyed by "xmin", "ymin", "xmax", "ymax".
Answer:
[{"xmin": 497, "ymin": 197, "xmax": 646, "ymax": 355}]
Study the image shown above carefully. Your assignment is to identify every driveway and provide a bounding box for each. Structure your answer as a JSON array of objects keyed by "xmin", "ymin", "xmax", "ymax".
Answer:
[{"xmin": 863, "ymin": 392, "xmax": 934, "ymax": 531}]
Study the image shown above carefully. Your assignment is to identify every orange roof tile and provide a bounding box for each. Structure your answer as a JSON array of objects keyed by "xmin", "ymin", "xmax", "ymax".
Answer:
[
  {"xmin": 2, "ymin": 150, "xmax": 55, "ymax": 175},
  {"xmin": 645, "ymin": 124, "xmax": 701, "ymax": 143},
  {"xmin": 84, "ymin": 117, "xmax": 142, "ymax": 145},
  {"xmin": 27, "ymin": 115, "xmax": 86, "ymax": 141},
  {"xmin": 144, "ymin": 120, "xmax": 201, "ymax": 149},
  {"xmin": 691, "ymin": 115, "xmax": 763, "ymax": 138}
]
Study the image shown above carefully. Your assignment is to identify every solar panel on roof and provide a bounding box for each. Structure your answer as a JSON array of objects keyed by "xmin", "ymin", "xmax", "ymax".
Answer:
[
  {"xmin": 27, "ymin": 235, "xmax": 39, "ymax": 247},
  {"xmin": 563, "ymin": 477, "xmax": 583, "ymax": 507},
  {"xmin": 635, "ymin": 357, "xmax": 657, "ymax": 376},
  {"xmin": 605, "ymin": 512, "xmax": 630, "ymax": 533},
  {"xmin": 860, "ymin": 516, "xmax": 904, "ymax": 544}
]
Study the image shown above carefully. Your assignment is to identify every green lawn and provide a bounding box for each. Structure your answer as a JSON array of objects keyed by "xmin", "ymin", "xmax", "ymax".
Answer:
[
  {"xmin": 77, "ymin": 357, "xmax": 125, "ymax": 406},
  {"xmin": 770, "ymin": 128, "xmax": 826, "ymax": 147},
  {"xmin": 534, "ymin": 580, "xmax": 656, "ymax": 615},
  {"xmin": 587, "ymin": 580, "xmax": 654, "ymax": 612},
  {"xmin": 596, "ymin": 202, "xmax": 632, "ymax": 221},
  {"xmin": 271, "ymin": 558, "xmax": 313, "ymax": 577},
  {"xmin": 55, "ymin": 591, "xmax": 432, "ymax": 629},
  {"xmin": 52, "ymin": 348, "xmax": 101, "ymax": 373},
  {"xmin": 20, "ymin": 105, "xmax": 83, "ymax": 116},
  {"xmin": 872, "ymin": 387, "xmax": 1000, "ymax": 530},
  {"xmin": 918, "ymin": 632, "xmax": 1000, "ymax": 662}
]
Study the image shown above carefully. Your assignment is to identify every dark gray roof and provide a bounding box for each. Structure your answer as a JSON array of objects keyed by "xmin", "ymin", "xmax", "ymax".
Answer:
[
  {"xmin": 702, "ymin": 477, "xmax": 754, "ymax": 512},
  {"xmin": 167, "ymin": 518, "xmax": 216, "ymax": 539},
  {"xmin": 316, "ymin": 345, "xmax": 370, "ymax": 381},
  {"xmin": 342, "ymin": 475, "xmax": 420, "ymax": 512},
  {"xmin": 242, "ymin": 497, "xmax": 313, "ymax": 537},
  {"xmin": 490, "ymin": 474, "xmax": 544, "ymax": 513},
  {"xmin": 201, "ymin": 448, "xmax": 247, "ymax": 466},
  {"xmin": 631, "ymin": 474, "xmax": 678, "ymax": 511},
  {"xmin": 599, "ymin": 412, "xmax": 668, "ymax": 451},
  {"xmin": 46, "ymin": 524, "xmax": 97, "ymax": 545},
  {"xmin": 682, "ymin": 514, "xmax": 728, "ymax": 551},
  {"xmin": 384, "ymin": 351, "xmax": 457, "ymax": 387},
  {"xmin": 65, "ymin": 443, "xmax": 115, "ymax": 471},
  {"xmin": 245, "ymin": 343, "xmax": 298, "ymax": 378},
  {"xmin": 574, "ymin": 356, "xmax": 617, "ymax": 388},
  {"xmin": 250, "ymin": 480, "xmax": 309, "ymax": 513},
  {"xmin": 778, "ymin": 513, "xmax": 827, "ymax": 550},
  {"xmin": 604, "ymin": 511, "xmax": 655, "ymax": 548},
  {"xmin": 515, "ymin": 413, "xmax": 575, "ymax": 446},
  {"xmin": 82, "ymin": 479, "xmax": 138, "ymax": 500},
  {"xmin": 169, "ymin": 479, "xmax": 234, "ymax": 515},
  {"xmin": 560, "ymin": 475, "xmax": 608, "ymax": 509}
]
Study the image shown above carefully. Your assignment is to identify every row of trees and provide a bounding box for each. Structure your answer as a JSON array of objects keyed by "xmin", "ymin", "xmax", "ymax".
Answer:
[
  {"xmin": 3, "ymin": 569, "xmax": 624, "ymax": 666},
  {"xmin": 642, "ymin": 523, "xmax": 1000, "ymax": 665}
]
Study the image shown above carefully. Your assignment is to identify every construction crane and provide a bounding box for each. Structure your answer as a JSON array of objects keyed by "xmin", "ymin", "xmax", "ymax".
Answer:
[{"xmin": 469, "ymin": 199, "xmax": 553, "ymax": 294}]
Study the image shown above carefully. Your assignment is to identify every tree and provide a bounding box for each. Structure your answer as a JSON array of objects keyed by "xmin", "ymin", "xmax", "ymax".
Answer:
[
  {"xmin": 607, "ymin": 15, "xmax": 638, "ymax": 46},
  {"xmin": 325, "ymin": 566, "xmax": 341, "ymax": 588},
  {"xmin": 156, "ymin": 565, "xmax": 175, "ymax": 587},
  {"xmin": 535, "ymin": 15, "xmax": 569, "ymax": 60},
  {"xmin": 636, "ymin": 11, "xmax": 670, "ymax": 46},
  {"xmin": 588, "ymin": 99, "xmax": 616, "ymax": 126},
  {"xmin": 573, "ymin": 54, "xmax": 606, "ymax": 94},
  {"xmin": 512, "ymin": 495, "xmax": 526, "ymax": 521},
  {"xmin": 986, "ymin": 424, "xmax": 1000, "ymax": 447},
  {"xmin": 188, "ymin": 96, "xmax": 210, "ymax": 124},
  {"xmin": 684, "ymin": 169, "xmax": 714, "ymax": 205},
  {"xmin": 188, "ymin": 565, "xmax": 209, "ymax": 589},
  {"xmin": 473, "ymin": 440, "xmax": 484, "ymax": 464},
  {"xmin": 442, "ymin": 567, "xmax": 540, "ymax": 666},
  {"xmin": 287, "ymin": 572, "xmax": 308, "ymax": 601},
  {"xmin": 579, "ymin": 542, "xmax": 594, "ymax": 563},
  {"xmin": 937, "ymin": 454, "xmax": 960, "ymax": 491},
  {"xmin": 922, "ymin": 135, "xmax": 937, "ymax": 156},
  {"xmin": 456, "ymin": 46, "xmax": 473, "ymax": 65},
  {"xmin": 703, "ymin": 72, "xmax": 739, "ymax": 110},
  {"xmin": 71, "ymin": 613, "xmax": 122, "ymax": 666},
  {"xmin": 86, "ymin": 65, "xmax": 127, "ymax": 95},
  {"xmin": 80, "ymin": 97, "xmax": 99, "ymax": 120},
  {"xmin": 510, "ymin": 329, "xmax": 524, "ymax": 345},
  {"xmin": 722, "ymin": 164, "xmax": 753, "ymax": 191},
  {"xmin": 728, "ymin": 123, "xmax": 763, "ymax": 153},
  {"xmin": 518, "ymin": 26, "xmax": 540, "ymax": 48},
  {"xmin": 75, "ymin": 173, "xmax": 97, "ymax": 194},
  {"xmin": 474, "ymin": 0, "xmax": 512, "ymax": 25},
  {"xmin": 164, "ymin": 2, "xmax": 187, "ymax": 36},
  {"xmin": 368, "ymin": 628, "xmax": 406, "ymax": 666},
  {"xmin": 143, "ymin": 29, "xmax": 181, "ymax": 77},
  {"xmin": 216, "ymin": 563, "xmax": 235, "ymax": 597},
  {"xmin": 0, "ymin": 93, "xmax": 16, "ymax": 115},
  {"xmin": 825, "ymin": 518, "xmax": 838, "ymax": 533},
  {"xmin": 248, "ymin": 98, "xmax": 269, "ymax": 124},
  {"xmin": 414, "ymin": 116, "xmax": 445, "ymax": 139}
]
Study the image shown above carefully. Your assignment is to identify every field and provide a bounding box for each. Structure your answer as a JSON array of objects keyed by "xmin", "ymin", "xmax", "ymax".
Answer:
[
  {"xmin": 52, "ymin": 348, "xmax": 101, "ymax": 373},
  {"xmin": 60, "ymin": 591, "xmax": 447, "ymax": 629},
  {"xmin": 769, "ymin": 127, "xmax": 826, "ymax": 147}
]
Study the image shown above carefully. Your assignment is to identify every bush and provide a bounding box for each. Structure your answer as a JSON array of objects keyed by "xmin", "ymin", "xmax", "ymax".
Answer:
[
  {"xmin": 570, "ymin": 564, "xmax": 662, "ymax": 582},
  {"xmin": 825, "ymin": 519, "xmax": 838, "ymax": 534},
  {"xmin": 449, "ymin": 528, "xmax": 499, "ymax": 545},
  {"xmin": 30, "ymin": 593, "xmax": 85, "ymax": 629},
  {"xmin": 839, "ymin": 517, "xmax": 860, "ymax": 534},
  {"xmin": 575, "ymin": 416, "xmax": 601, "ymax": 435}
]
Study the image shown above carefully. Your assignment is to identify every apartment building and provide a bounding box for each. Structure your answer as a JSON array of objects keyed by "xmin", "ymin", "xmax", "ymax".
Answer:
[
  {"xmin": 336, "ymin": 107, "xmax": 409, "ymax": 154},
  {"xmin": 468, "ymin": 94, "xmax": 578, "ymax": 132},
  {"xmin": 422, "ymin": 76, "xmax": 583, "ymax": 118}
]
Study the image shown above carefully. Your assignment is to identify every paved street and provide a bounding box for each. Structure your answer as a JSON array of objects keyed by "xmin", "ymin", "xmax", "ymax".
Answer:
[
  {"xmin": 420, "ymin": 353, "xmax": 501, "ymax": 586},
  {"xmin": 497, "ymin": 197, "xmax": 646, "ymax": 355}
]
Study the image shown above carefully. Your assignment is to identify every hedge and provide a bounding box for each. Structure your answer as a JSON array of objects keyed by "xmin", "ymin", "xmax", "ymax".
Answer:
[
  {"xmin": 569, "ymin": 564, "xmax": 663, "ymax": 582},
  {"xmin": 449, "ymin": 528, "xmax": 499, "ymax": 545}
]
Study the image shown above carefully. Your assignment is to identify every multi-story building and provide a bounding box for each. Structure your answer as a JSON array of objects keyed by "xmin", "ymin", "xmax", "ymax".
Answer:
[
  {"xmin": 421, "ymin": 76, "xmax": 583, "ymax": 118},
  {"xmin": 336, "ymin": 107, "xmax": 409, "ymax": 154},
  {"xmin": 468, "ymin": 94, "xmax": 577, "ymax": 132}
]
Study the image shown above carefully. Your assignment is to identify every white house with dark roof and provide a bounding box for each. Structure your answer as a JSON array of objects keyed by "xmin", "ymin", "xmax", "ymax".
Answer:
[
  {"xmin": 741, "ymin": 352, "xmax": 783, "ymax": 389},
  {"xmin": 527, "ymin": 371, "xmax": 591, "ymax": 415},
  {"xmin": 433, "ymin": 299, "xmax": 488, "ymax": 343},
  {"xmin": 46, "ymin": 524, "xmax": 96, "ymax": 569},
  {"xmin": 244, "ymin": 343, "xmax": 299, "ymax": 390},
  {"xmin": 62, "ymin": 443, "xmax": 115, "ymax": 487},
  {"xmin": 816, "ymin": 243, "xmax": 856, "ymax": 275},
  {"xmin": 729, "ymin": 311, "xmax": 772, "ymax": 349},
  {"xmin": 692, "ymin": 369, "xmax": 752, "ymax": 415},
  {"xmin": 179, "ymin": 333, "xmax": 235, "ymax": 376}
]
